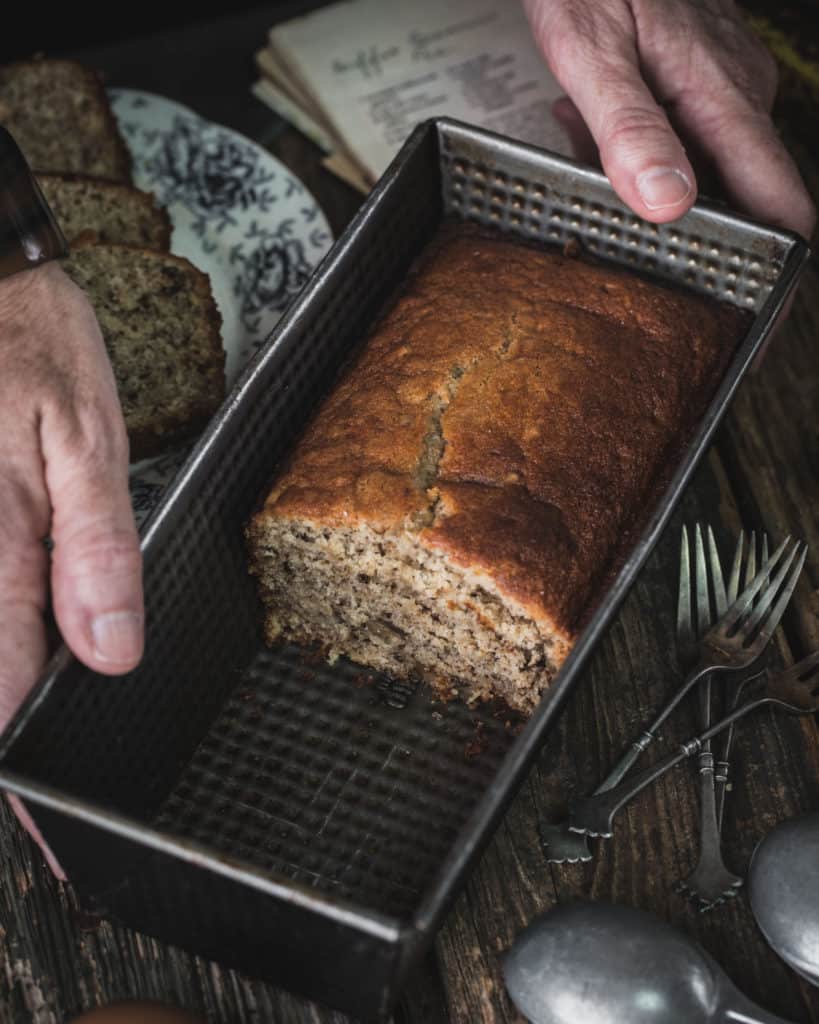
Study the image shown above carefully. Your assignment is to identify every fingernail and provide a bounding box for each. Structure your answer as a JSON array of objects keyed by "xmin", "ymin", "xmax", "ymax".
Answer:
[
  {"xmin": 636, "ymin": 167, "xmax": 692, "ymax": 210},
  {"xmin": 92, "ymin": 611, "xmax": 143, "ymax": 664}
]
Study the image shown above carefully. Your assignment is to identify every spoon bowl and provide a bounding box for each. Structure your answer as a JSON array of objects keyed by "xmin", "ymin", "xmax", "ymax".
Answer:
[
  {"xmin": 504, "ymin": 902, "xmax": 788, "ymax": 1024},
  {"xmin": 749, "ymin": 810, "xmax": 819, "ymax": 986}
]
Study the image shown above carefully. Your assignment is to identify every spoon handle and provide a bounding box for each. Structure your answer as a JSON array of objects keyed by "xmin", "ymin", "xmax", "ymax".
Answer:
[
  {"xmin": 568, "ymin": 697, "xmax": 767, "ymax": 838},
  {"xmin": 723, "ymin": 995, "xmax": 794, "ymax": 1023}
]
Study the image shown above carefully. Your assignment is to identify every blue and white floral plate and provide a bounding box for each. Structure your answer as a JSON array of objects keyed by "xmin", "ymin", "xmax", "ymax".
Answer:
[{"xmin": 109, "ymin": 88, "xmax": 333, "ymax": 528}]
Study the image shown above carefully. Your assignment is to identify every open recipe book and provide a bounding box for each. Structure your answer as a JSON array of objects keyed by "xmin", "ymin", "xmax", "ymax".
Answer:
[{"xmin": 252, "ymin": 0, "xmax": 573, "ymax": 193}]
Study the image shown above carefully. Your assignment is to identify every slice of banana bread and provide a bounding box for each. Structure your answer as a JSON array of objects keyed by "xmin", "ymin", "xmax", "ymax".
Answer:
[
  {"xmin": 38, "ymin": 174, "xmax": 171, "ymax": 249},
  {"xmin": 62, "ymin": 245, "xmax": 225, "ymax": 461},
  {"xmin": 0, "ymin": 59, "xmax": 131, "ymax": 182}
]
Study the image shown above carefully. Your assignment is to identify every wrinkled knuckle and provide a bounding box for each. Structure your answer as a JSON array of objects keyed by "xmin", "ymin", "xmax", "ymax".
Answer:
[
  {"xmin": 62, "ymin": 526, "xmax": 141, "ymax": 579},
  {"xmin": 602, "ymin": 105, "xmax": 673, "ymax": 156},
  {"xmin": 64, "ymin": 403, "xmax": 130, "ymax": 475},
  {"xmin": 698, "ymin": 101, "xmax": 772, "ymax": 143}
]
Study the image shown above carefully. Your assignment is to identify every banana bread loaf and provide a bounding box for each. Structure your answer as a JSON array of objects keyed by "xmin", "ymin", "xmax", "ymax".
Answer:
[{"xmin": 246, "ymin": 222, "xmax": 748, "ymax": 713}]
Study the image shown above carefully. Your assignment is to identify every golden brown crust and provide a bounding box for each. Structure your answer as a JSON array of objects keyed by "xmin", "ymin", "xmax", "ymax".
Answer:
[{"xmin": 257, "ymin": 222, "xmax": 749, "ymax": 638}]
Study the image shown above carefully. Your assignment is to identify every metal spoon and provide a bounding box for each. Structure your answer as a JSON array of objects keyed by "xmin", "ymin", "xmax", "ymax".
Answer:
[
  {"xmin": 749, "ymin": 811, "xmax": 819, "ymax": 986},
  {"xmin": 503, "ymin": 902, "xmax": 791, "ymax": 1024}
]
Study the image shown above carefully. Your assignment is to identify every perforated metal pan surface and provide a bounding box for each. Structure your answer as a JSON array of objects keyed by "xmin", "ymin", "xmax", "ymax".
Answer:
[{"xmin": 0, "ymin": 119, "xmax": 809, "ymax": 1022}]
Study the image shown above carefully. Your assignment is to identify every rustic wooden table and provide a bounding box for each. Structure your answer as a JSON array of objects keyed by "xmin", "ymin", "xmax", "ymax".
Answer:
[{"xmin": 1, "ymin": 5, "xmax": 817, "ymax": 1023}]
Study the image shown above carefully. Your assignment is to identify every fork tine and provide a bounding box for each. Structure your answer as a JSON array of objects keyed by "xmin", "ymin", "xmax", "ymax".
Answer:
[
  {"xmin": 720, "ymin": 537, "xmax": 792, "ymax": 630},
  {"xmin": 677, "ymin": 525, "xmax": 693, "ymax": 646},
  {"xmin": 752, "ymin": 545, "xmax": 808, "ymax": 646},
  {"xmin": 742, "ymin": 542, "xmax": 800, "ymax": 634},
  {"xmin": 784, "ymin": 648, "xmax": 819, "ymax": 682},
  {"xmin": 761, "ymin": 534, "xmax": 769, "ymax": 588},
  {"xmin": 707, "ymin": 526, "xmax": 728, "ymax": 619},
  {"xmin": 726, "ymin": 531, "xmax": 744, "ymax": 606},
  {"xmin": 745, "ymin": 531, "xmax": 757, "ymax": 592},
  {"xmin": 742, "ymin": 542, "xmax": 801, "ymax": 636},
  {"xmin": 695, "ymin": 524, "xmax": 712, "ymax": 633}
]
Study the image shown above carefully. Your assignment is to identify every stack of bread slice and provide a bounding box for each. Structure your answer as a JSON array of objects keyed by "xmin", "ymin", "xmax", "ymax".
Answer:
[{"xmin": 0, "ymin": 58, "xmax": 225, "ymax": 460}]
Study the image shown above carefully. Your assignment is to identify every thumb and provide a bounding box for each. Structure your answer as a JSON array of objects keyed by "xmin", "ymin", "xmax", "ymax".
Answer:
[
  {"xmin": 42, "ymin": 393, "xmax": 143, "ymax": 674},
  {"xmin": 528, "ymin": 8, "xmax": 696, "ymax": 222}
]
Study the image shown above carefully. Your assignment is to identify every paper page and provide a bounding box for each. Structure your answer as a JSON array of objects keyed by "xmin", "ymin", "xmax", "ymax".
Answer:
[
  {"xmin": 251, "ymin": 76, "xmax": 337, "ymax": 154},
  {"xmin": 270, "ymin": 0, "xmax": 570, "ymax": 181},
  {"xmin": 255, "ymin": 46, "xmax": 330, "ymax": 126},
  {"xmin": 321, "ymin": 151, "xmax": 372, "ymax": 195},
  {"xmin": 259, "ymin": 41, "xmax": 377, "ymax": 188}
]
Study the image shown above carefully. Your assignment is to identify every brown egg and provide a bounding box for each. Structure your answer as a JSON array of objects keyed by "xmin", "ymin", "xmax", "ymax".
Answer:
[{"xmin": 69, "ymin": 1002, "xmax": 205, "ymax": 1024}]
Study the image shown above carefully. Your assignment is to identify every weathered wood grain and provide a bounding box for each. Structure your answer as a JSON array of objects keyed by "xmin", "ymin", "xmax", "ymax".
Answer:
[
  {"xmin": 0, "ymin": 796, "xmax": 449, "ymax": 1024},
  {"xmin": 438, "ymin": 457, "xmax": 819, "ymax": 1023},
  {"xmin": 717, "ymin": 264, "xmax": 819, "ymax": 654}
]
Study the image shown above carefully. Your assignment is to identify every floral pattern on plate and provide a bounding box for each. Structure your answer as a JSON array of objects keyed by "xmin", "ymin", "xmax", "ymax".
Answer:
[{"xmin": 109, "ymin": 88, "xmax": 333, "ymax": 529}]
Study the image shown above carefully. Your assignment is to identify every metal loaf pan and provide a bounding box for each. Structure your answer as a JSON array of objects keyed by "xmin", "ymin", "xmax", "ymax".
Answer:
[{"xmin": 0, "ymin": 119, "xmax": 809, "ymax": 1021}]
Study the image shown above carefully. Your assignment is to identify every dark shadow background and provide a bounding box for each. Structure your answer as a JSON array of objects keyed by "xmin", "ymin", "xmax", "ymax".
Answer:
[{"xmin": 2, "ymin": 2, "xmax": 320, "ymax": 63}]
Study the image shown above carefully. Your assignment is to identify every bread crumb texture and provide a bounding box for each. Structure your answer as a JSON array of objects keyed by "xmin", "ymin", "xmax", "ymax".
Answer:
[
  {"xmin": 63, "ymin": 245, "xmax": 225, "ymax": 460},
  {"xmin": 0, "ymin": 60, "xmax": 131, "ymax": 182},
  {"xmin": 38, "ymin": 174, "xmax": 171, "ymax": 249}
]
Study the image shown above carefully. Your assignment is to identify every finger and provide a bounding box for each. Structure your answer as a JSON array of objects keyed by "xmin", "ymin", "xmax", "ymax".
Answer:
[
  {"xmin": 0, "ymin": 466, "xmax": 50, "ymax": 733},
  {"xmin": 43, "ymin": 405, "xmax": 144, "ymax": 675},
  {"xmin": 669, "ymin": 95, "xmax": 816, "ymax": 241},
  {"xmin": 552, "ymin": 96, "xmax": 599, "ymax": 166},
  {"xmin": 528, "ymin": 6, "xmax": 697, "ymax": 222},
  {"xmin": 0, "ymin": 468, "xmax": 67, "ymax": 879}
]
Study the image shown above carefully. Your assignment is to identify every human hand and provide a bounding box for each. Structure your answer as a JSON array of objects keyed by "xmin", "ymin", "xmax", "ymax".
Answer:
[
  {"xmin": 0, "ymin": 262, "xmax": 144, "ymax": 871},
  {"xmin": 523, "ymin": 0, "xmax": 816, "ymax": 240}
]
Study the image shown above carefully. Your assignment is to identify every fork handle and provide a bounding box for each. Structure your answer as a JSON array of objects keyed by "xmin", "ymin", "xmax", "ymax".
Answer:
[
  {"xmin": 593, "ymin": 732, "xmax": 656, "ymax": 792},
  {"xmin": 715, "ymin": 754, "xmax": 731, "ymax": 830},
  {"xmin": 693, "ymin": 672, "xmax": 729, "ymax": 873},
  {"xmin": 693, "ymin": 747, "xmax": 727, "ymax": 872},
  {"xmin": 568, "ymin": 697, "xmax": 767, "ymax": 838},
  {"xmin": 586, "ymin": 663, "xmax": 714, "ymax": 797},
  {"xmin": 715, "ymin": 681, "xmax": 755, "ymax": 828}
]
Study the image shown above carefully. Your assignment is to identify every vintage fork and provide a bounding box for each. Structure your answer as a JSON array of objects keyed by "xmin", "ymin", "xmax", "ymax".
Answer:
[
  {"xmin": 676, "ymin": 529, "xmax": 768, "ymax": 909},
  {"xmin": 542, "ymin": 523, "xmax": 726, "ymax": 864},
  {"xmin": 568, "ymin": 537, "xmax": 808, "ymax": 839},
  {"xmin": 542, "ymin": 526, "xmax": 753, "ymax": 865},
  {"xmin": 564, "ymin": 649, "xmax": 819, "ymax": 836},
  {"xmin": 714, "ymin": 534, "xmax": 768, "ymax": 830}
]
